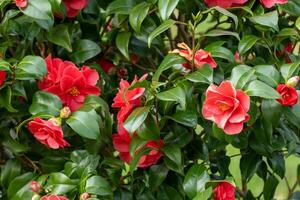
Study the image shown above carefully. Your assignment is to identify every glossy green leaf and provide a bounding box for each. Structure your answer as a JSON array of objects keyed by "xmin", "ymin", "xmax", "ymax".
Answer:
[
  {"xmin": 250, "ymin": 11, "xmax": 278, "ymax": 31},
  {"xmin": 124, "ymin": 106, "xmax": 150, "ymax": 134},
  {"xmin": 280, "ymin": 63, "xmax": 299, "ymax": 82},
  {"xmin": 245, "ymin": 80, "xmax": 281, "ymax": 99},
  {"xmin": 163, "ymin": 146, "xmax": 183, "ymax": 174},
  {"xmin": 156, "ymin": 86, "xmax": 186, "ymax": 109},
  {"xmin": 148, "ymin": 19, "xmax": 175, "ymax": 48},
  {"xmin": 15, "ymin": 55, "xmax": 47, "ymax": 80},
  {"xmin": 183, "ymin": 164, "xmax": 210, "ymax": 199},
  {"xmin": 0, "ymin": 86, "xmax": 18, "ymax": 112},
  {"xmin": 240, "ymin": 153, "xmax": 261, "ymax": 182},
  {"xmin": 185, "ymin": 64, "xmax": 213, "ymax": 84},
  {"xmin": 230, "ymin": 65, "xmax": 255, "ymax": 89},
  {"xmin": 158, "ymin": 0, "xmax": 179, "ymax": 20},
  {"xmin": 85, "ymin": 176, "xmax": 112, "ymax": 197},
  {"xmin": 263, "ymin": 174, "xmax": 279, "ymax": 200},
  {"xmin": 29, "ymin": 91, "xmax": 62, "ymax": 116},
  {"xmin": 137, "ymin": 115, "xmax": 160, "ymax": 140},
  {"xmin": 0, "ymin": 159, "xmax": 21, "ymax": 189},
  {"xmin": 116, "ymin": 32, "xmax": 131, "ymax": 60},
  {"xmin": 47, "ymin": 24, "xmax": 72, "ymax": 52},
  {"xmin": 20, "ymin": 0, "xmax": 53, "ymax": 21},
  {"xmin": 129, "ymin": 2, "xmax": 150, "ymax": 33},
  {"xmin": 254, "ymin": 65, "xmax": 280, "ymax": 87},
  {"xmin": 106, "ymin": 0, "xmax": 134, "ymax": 15},
  {"xmin": 70, "ymin": 39, "xmax": 101, "ymax": 64},
  {"xmin": 238, "ymin": 35, "xmax": 260, "ymax": 55},
  {"xmin": 67, "ymin": 110, "xmax": 100, "ymax": 140},
  {"xmin": 7, "ymin": 173, "xmax": 34, "ymax": 199}
]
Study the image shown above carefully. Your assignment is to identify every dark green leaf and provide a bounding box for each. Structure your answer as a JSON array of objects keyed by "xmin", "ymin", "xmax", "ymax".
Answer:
[
  {"xmin": 70, "ymin": 39, "xmax": 101, "ymax": 64},
  {"xmin": 185, "ymin": 64, "xmax": 213, "ymax": 84},
  {"xmin": 158, "ymin": 0, "xmax": 179, "ymax": 21},
  {"xmin": 238, "ymin": 35, "xmax": 260, "ymax": 55},
  {"xmin": 116, "ymin": 32, "xmax": 131, "ymax": 60},
  {"xmin": 129, "ymin": 2, "xmax": 150, "ymax": 33},
  {"xmin": 148, "ymin": 19, "xmax": 175, "ymax": 48},
  {"xmin": 263, "ymin": 174, "xmax": 279, "ymax": 200},
  {"xmin": 29, "ymin": 91, "xmax": 62, "ymax": 116},
  {"xmin": 47, "ymin": 24, "xmax": 72, "ymax": 52},
  {"xmin": 250, "ymin": 11, "xmax": 279, "ymax": 31},
  {"xmin": 124, "ymin": 106, "xmax": 150, "ymax": 134},
  {"xmin": 245, "ymin": 80, "xmax": 281, "ymax": 99},
  {"xmin": 15, "ymin": 55, "xmax": 47, "ymax": 80}
]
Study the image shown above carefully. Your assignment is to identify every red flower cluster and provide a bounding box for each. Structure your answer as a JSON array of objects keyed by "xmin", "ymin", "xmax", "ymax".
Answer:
[
  {"xmin": 63, "ymin": 0, "xmax": 88, "ymax": 18},
  {"xmin": 202, "ymin": 81, "xmax": 250, "ymax": 135},
  {"xmin": 204, "ymin": 0, "xmax": 288, "ymax": 8},
  {"xmin": 41, "ymin": 195, "xmax": 69, "ymax": 200},
  {"xmin": 112, "ymin": 75, "xmax": 164, "ymax": 168},
  {"xmin": 15, "ymin": 0, "xmax": 27, "ymax": 8},
  {"xmin": 214, "ymin": 182, "xmax": 236, "ymax": 200},
  {"xmin": 39, "ymin": 55, "xmax": 101, "ymax": 112},
  {"xmin": 0, "ymin": 70, "xmax": 6, "ymax": 87},
  {"xmin": 171, "ymin": 42, "xmax": 217, "ymax": 69},
  {"xmin": 28, "ymin": 118, "xmax": 70, "ymax": 149}
]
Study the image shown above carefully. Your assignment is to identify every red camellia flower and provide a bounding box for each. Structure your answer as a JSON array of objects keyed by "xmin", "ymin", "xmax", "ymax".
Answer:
[
  {"xmin": 39, "ymin": 55, "xmax": 101, "ymax": 112},
  {"xmin": 63, "ymin": 0, "xmax": 88, "ymax": 18},
  {"xmin": 28, "ymin": 118, "xmax": 70, "ymax": 149},
  {"xmin": 0, "ymin": 70, "xmax": 6, "ymax": 87},
  {"xmin": 276, "ymin": 84, "xmax": 298, "ymax": 106},
  {"xmin": 204, "ymin": 0, "xmax": 247, "ymax": 8},
  {"xmin": 112, "ymin": 74, "xmax": 147, "ymax": 122},
  {"xmin": 98, "ymin": 58, "xmax": 115, "ymax": 74},
  {"xmin": 113, "ymin": 124, "xmax": 164, "ymax": 168},
  {"xmin": 15, "ymin": 0, "xmax": 27, "ymax": 8},
  {"xmin": 214, "ymin": 182, "xmax": 236, "ymax": 200},
  {"xmin": 41, "ymin": 195, "xmax": 69, "ymax": 200},
  {"xmin": 202, "ymin": 81, "xmax": 250, "ymax": 135},
  {"xmin": 171, "ymin": 42, "xmax": 217, "ymax": 69},
  {"xmin": 260, "ymin": 0, "xmax": 288, "ymax": 8}
]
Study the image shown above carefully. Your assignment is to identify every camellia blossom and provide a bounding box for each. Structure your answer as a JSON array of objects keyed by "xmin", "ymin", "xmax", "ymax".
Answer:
[
  {"xmin": 276, "ymin": 84, "xmax": 298, "ymax": 106},
  {"xmin": 41, "ymin": 195, "xmax": 69, "ymax": 200},
  {"xmin": 0, "ymin": 70, "xmax": 6, "ymax": 87},
  {"xmin": 260, "ymin": 0, "xmax": 288, "ymax": 8},
  {"xmin": 112, "ymin": 124, "xmax": 164, "ymax": 168},
  {"xmin": 204, "ymin": 0, "xmax": 247, "ymax": 8},
  {"xmin": 28, "ymin": 118, "xmax": 70, "ymax": 149},
  {"xmin": 171, "ymin": 42, "xmax": 217, "ymax": 69},
  {"xmin": 15, "ymin": 0, "xmax": 27, "ymax": 8},
  {"xmin": 39, "ymin": 55, "xmax": 101, "ymax": 112},
  {"xmin": 202, "ymin": 81, "xmax": 250, "ymax": 135},
  {"xmin": 63, "ymin": 0, "xmax": 88, "ymax": 18},
  {"xmin": 214, "ymin": 182, "xmax": 236, "ymax": 200}
]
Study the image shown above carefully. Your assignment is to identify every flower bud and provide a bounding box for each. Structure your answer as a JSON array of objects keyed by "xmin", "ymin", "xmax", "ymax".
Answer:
[
  {"xmin": 80, "ymin": 193, "xmax": 90, "ymax": 200},
  {"xmin": 60, "ymin": 107, "xmax": 71, "ymax": 119},
  {"xmin": 48, "ymin": 117, "xmax": 61, "ymax": 126},
  {"xmin": 286, "ymin": 76, "xmax": 299, "ymax": 87},
  {"xmin": 30, "ymin": 181, "xmax": 42, "ymax": 193}
]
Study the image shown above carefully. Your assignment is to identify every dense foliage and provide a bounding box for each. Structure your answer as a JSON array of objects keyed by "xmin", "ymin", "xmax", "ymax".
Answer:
[{"xmin": 0, "ymin": 0, "xmax": 300, "ymax": 199}]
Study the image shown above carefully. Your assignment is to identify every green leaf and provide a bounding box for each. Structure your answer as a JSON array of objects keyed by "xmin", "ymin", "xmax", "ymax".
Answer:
[
  {"xmin": 245, "ymin": 80, "xmax": 281, "ymax": 99},
  {"xmin": 163, "ymin": 146, "xmax": 183, "ymax": 174},
  {"xmin": 0, "ymin": 59, "xmax": 11, "ymax": 71},
  {"xmin": 47, "ymin": 24, "xmax": 72, "ymax": 52},
  {"xmin": 280, "ymin": 0, "xmax": 300, "ymax": 16},
  {"xmin": 20, "ymin": 0, "xmax": 53, "ymax": 21},
  {"xmin": 240, "ymin": 153, "xmax": 261, "ymax": 182},
  {"xmin": 15, "ymin": 55, "xmax": 47, "ymax": 80},
  {"xmin": 85, "ymin": 176, "xmax": 112, "ymax": 197},
  {"xmin": 238, "ymin": 35, "xmax": 260, "ymax": 55},
  {"xmin": 283, "ymin": 92, "xmax": 300, "ymax": 128},
  {"xmin": 7, "ymin": 173, "xmax": 34, "ymax": 199},
  {"xmin": 67, "ymin": 110, "xmax": 100, "ymax": 140},
  {"xmin": 0, "ymin": 159, "xmax": 21, "ymax": 189},
  {"xmin": 204, "ymin": 29, "xmax": 240, "ymax": 41},
  {"xmin": 230, "ymin": 65, "xmax": 255, "ymax": 89},
  {"xmin": 106, "ymin": 0, "xmax": 134, "ymax": 15},
  {"xmin": 280, "ymin": 63, "xmax": 299, "ymax": 82},
  {"xmin": 185, "ymin": 64, "xmax": 213, "ymax": 84},
  {"xmin": 156, "ymin": 86, "xmax": 186, "ymax": 109},
  {"xmin": 70, "ymin": 39, "xmax": 101, "ymax": 64},
  {"xmin": 183, "ymin": 164, "xmax": 210, "ymax": 199},
  {"xmin": 254, "ymin": 65, "xmax": 281, "ymax": 87},
  {"xmin": 267, "ymin": 153, "xmax": 285, "ymax": 178},
  {"xmin": 29, "ymin": 91, "xmax": 62, "ymax": 116},
  {"xmin": 148, "ymin": 19, "xmax": 175, "ymax": 48},
  {"xmin": 263, "ymin": 174, "xmax": 279, "ymax": 200},
  {"xmin": 261, "ymin": 99, "xmax": 282, "ymax": 126},
  {"xmin": 296, "ymin": 17, "xmax": 300, "ymax": 30},
  {"xmin": 130, "ymin": 147, "xmax": 152, "ymax": 173},
  {"xmin": 193, "ymin": 187, "xmax": 213, "ymax": 200},
  {"xmin": 168, "ymin": 110, "xmax": 198, "ymax": 128},
  {"xmin": 206, "ymin": 6, "xmax": 238, "ymax": 29},
  {"xmin": 116, "ymin": 32, "xmax": 131, "ymax": 60},
  {"xmin": 204, "ymin": 45, "xmax": 235, "ymax": 63},
  {"xmin": 129, "ymin": 2, "xmax": 150, "ymax": 33},
  {"xmin": 45, "ymin": 172, "xmax": 77, "ymax": 195},
  {"xmin": 152, "ymin": 54, "xmax": 185, "ymax": 82},
  {"xmin": 250, "ymin": 11, "xmax": 279, "ymax": 31},
  {"xmin": 137, "ymin": 115, "xmax": 160, "ymax": 140},
  {"xmin": 158, "ymin": 0, "xmax": 179, "ymax": 21},
  {"xmin": 148, "ymin": 165, "xmax": 169, "ymax": 189},
  {"xmin": 0, "ymin": 86, "xmax": 18, "ymax": 112},
  {"xmin": 123, "ymin": 106, "xmax": 150, "ymax": 134}
]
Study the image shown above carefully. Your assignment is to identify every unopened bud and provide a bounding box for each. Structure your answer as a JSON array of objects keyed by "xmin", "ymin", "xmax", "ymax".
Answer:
[
  {"xmin": 234, "ymin": 52, "xmax": 241, "ymax": 63},
  {"xmin": 60, "ymin": 107, "xmax": 71, "ymax": 119},
  {"xmin": 80, "ymin": 193, "xmax": 90, "ymax": 200},
  {"xmin": 286, "ymin": 76, "xmax": 299, "ymax": 87},
  {"xmin": 48, "ymin": 117, "xmax": 61, "ymax": 126},
  {"xmin": 30, "ymin": 181, "xmax": 41, "ymax": 193}
]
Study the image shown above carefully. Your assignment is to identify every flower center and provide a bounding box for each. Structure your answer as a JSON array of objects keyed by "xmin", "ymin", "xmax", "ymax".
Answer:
[
  {"xmin": 70, "ymin": 87, "xmax": 80, "ymax": 96},
  {"xmin": 218, "ymin": 103, "xmax": 231, "ymax": 111}
]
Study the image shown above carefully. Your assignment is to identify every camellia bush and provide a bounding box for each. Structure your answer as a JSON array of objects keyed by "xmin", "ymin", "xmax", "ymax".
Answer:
[{"xmin": 1, "ymin": 0, "xmax": 300, "ymax": 199}]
